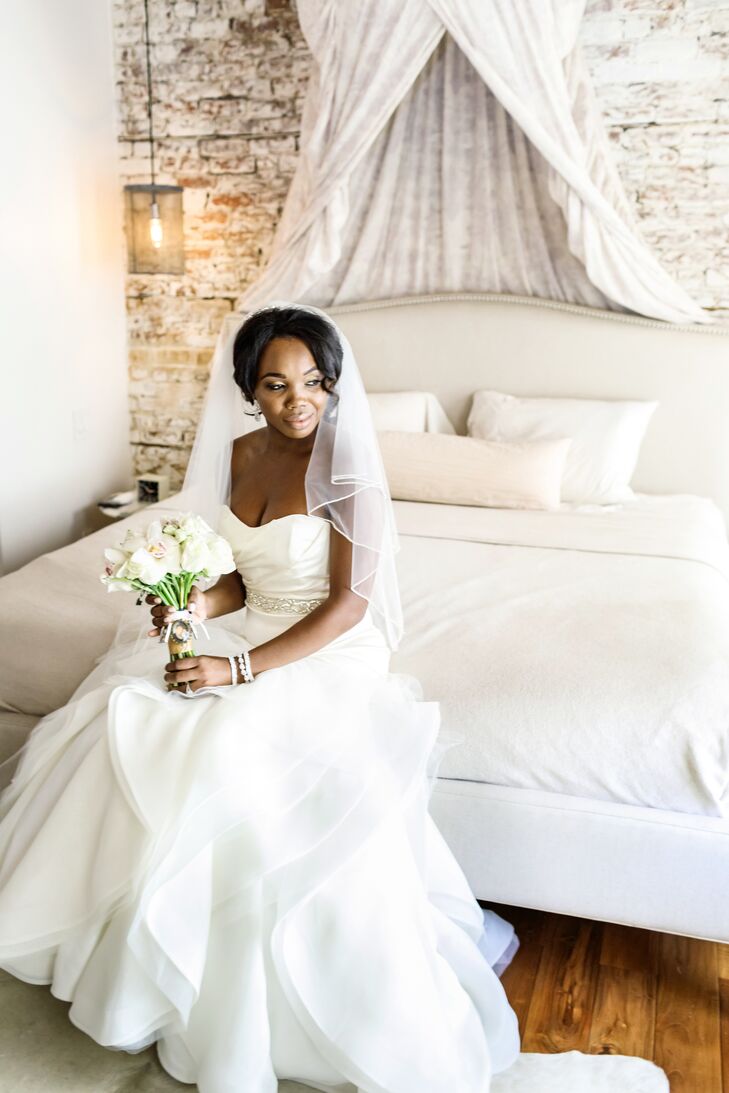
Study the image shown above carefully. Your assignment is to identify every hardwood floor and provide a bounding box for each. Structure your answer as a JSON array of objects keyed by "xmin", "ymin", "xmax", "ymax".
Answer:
[{"xmin": 486, "ymin": 902, "xmax": 728, "ymax": 1092}]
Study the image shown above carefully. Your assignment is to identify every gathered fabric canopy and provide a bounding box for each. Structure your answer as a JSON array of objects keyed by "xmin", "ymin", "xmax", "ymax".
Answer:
[{"xmin": 237, "ymin": 0, "xmax": 710, "ymax": 324}]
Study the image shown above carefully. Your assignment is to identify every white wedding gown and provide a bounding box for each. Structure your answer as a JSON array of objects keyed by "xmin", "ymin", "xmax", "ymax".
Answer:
[{"xmin": 0, "ymin": 509, "xmax": 668, "ymax": 1093}]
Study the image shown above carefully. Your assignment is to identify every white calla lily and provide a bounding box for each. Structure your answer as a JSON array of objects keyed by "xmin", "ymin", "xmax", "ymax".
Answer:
[
  {"xmin": 206, "ymin": 538, "xmax": 236, "ymax": 575},
  {"xmin": 181, "ymin": 539, "xmax": 212, "ymax": 574}
]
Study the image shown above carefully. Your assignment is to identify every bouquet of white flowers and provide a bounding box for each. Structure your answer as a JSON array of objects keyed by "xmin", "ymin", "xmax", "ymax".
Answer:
[{"xmin": 100, "ymin": 512, "xmax": 236, "ymax": 686}]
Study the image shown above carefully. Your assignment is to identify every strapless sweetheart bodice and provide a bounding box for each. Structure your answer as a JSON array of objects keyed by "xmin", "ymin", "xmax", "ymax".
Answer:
[
  {"xmin": 219, "ymin": 504, "xmax": 331, "ymax": 602},
  {"xmin": 218, "ymin": 504, "xmax": 388, "ymax": 666}
]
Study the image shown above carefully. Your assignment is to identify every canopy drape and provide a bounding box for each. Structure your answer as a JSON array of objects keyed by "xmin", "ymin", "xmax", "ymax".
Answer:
[{"xmin": 236, "ymin": 0, "xmax": 710, "ymax": 324}]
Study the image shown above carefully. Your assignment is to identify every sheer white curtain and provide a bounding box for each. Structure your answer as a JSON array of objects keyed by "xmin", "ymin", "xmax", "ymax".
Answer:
[{"xmin": 236, "ymin": 0, "xmax": 709, "ymax": 324}]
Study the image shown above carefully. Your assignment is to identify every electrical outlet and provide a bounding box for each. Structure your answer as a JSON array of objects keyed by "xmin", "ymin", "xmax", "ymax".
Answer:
[{"xmin": 72, "ymin": 409, "xmax": 91, "ymax": 440}]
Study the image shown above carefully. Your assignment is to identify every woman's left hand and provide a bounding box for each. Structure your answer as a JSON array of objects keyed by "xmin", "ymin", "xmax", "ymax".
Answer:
[{"xmin": 164, "ymin": 655, "xmax": 233, "ymax": 692}]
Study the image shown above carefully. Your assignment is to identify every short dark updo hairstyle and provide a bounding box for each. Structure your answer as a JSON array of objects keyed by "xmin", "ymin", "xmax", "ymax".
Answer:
[{"xmin": 232, "ymin": 306, "xmax": 343, "ymax": 408}]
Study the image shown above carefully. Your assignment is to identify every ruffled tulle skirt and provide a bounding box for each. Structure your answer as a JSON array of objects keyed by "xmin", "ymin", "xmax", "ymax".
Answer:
[{"xmin": 0, "ymin": 608, "xmax": 522, "ymax": 1092}]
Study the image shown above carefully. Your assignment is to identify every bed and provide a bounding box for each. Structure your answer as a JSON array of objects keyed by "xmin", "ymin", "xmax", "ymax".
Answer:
[
  {"xmin": 2, "ymin": 292, "xmax": 729, "ymax": 944},
  {"xmin": 326, "ymin": 293, "xmax": 729, "ymax": 945}
]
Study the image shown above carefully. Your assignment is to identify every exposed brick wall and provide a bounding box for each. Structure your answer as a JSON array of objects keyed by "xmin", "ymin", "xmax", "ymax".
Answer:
[
  {"xmin": 582, "ymin": 0, "xmax": 729, "ymax": 317},
  {"xmin": 112, "ymin": 0, "xmax": 729, "ymax": 489},
  {"xmin": 115, "ymin": 0, "xmax": 308, "ymax": 483}
]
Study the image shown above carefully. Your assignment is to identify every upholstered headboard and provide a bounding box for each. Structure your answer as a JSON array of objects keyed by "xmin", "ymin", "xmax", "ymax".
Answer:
[{"xmin": 324, "ymin": 294, "xmax": 729, "ymax": 527}]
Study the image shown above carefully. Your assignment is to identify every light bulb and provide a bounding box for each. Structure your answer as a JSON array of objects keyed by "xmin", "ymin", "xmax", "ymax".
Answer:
[{"xmin": 149, "ymin": 200, "xmax": 163, "ymax": 248}]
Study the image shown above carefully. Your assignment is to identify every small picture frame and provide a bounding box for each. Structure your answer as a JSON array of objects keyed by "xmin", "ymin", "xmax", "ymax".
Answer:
[{"xmin": 136, "ymin": 474, "xmax": 170, "ymax": 504}]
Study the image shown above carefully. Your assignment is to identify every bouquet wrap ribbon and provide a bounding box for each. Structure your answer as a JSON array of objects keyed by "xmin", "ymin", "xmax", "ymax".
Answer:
[
  {"xmin": 159, "ymin": 607, "xmax": 210, "ymax": 646},
  {"xmin": 160, "ymin": 607, "xmax": 212, "ymax": 694}
]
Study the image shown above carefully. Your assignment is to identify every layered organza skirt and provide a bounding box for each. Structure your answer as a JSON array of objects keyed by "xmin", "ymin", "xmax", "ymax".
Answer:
[{"xmin": 0, "ymin": 608, "xmax": 522, "ymax": 1093}]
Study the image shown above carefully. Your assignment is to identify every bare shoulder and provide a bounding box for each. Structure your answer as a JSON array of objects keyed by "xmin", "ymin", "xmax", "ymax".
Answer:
[{"xmin": 231, "ymin": 430, "xmax": 265, "ymax": 477}]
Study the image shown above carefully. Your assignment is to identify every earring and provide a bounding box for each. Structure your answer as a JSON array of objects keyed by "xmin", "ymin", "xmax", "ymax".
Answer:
[{"xmin": 252, "ymin": 399, "xmax": 262, "ymax": 422}]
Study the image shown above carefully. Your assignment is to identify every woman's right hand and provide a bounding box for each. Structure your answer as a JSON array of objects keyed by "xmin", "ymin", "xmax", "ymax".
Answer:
[{"xmin": 146, "ymin": 586, "xmax": 209, "ymax": 638}]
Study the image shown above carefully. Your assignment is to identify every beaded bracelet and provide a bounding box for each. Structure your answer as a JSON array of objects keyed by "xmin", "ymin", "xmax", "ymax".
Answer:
[
  {"xmin": 237, "ymin": 650, "xmax": 255, "ymax": 683},
  {"xmin": 227, "ymin": 650, "xmax": 255, "ymax": 684}
]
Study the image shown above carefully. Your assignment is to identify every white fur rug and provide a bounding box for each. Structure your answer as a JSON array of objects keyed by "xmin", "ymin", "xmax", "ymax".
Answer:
[
  {"xmin": 0, "ymin": 970, "xmax": 669, "ymax": 1092},
  {"xmin": 491, "ymin": 1052, "xmax": 669, "ymax": 1092}
]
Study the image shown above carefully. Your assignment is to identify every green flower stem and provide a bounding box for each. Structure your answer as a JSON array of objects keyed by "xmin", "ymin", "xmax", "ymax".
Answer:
[
  {"xmin": 127, "ymin": 571, "xmax": 207, "ymax": 617},
  {"xmin": 163, "ymin": 576, "xmax": 179, "ymax": 609},
  {"xmin": 153, "ymin": 578, "xmax": 178, "ymax": 608},
  {"xmin": 129, "ymin": 578, "xmax": 172, "ymax": 607},
  {"xmin": 176, "ymin": 574, "xmax": 187, "ymax": 608}
]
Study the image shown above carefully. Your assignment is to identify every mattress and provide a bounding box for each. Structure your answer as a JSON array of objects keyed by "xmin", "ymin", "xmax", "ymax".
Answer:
[{"xmin": 390, "ymin": 493, "xmax": 729, "ymax": 818}]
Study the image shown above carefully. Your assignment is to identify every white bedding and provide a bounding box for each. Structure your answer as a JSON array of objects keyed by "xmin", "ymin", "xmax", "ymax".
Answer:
[{"xmin": 390, "ymin": 493, "xmax": 729, "ymax": 818}]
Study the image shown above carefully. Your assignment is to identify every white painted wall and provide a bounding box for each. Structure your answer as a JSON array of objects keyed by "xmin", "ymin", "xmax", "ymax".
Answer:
[{"xmin": 0, "ymin": 0, "xmax": 131, "ymax": 575}]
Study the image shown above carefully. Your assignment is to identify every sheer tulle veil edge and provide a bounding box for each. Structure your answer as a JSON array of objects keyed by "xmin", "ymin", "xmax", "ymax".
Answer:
[{"xmin": 0, "ymin": 301, "xmax": 404, "ymax": 791}]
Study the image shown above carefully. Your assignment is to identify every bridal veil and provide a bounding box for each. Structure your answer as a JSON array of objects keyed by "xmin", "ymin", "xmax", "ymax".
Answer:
[{"xmin": 112, "ymin": 302, "xmax": 403, "ymax": 659}]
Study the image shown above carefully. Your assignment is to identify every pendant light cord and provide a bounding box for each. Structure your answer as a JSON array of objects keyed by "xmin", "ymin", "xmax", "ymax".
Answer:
[{"xmin": 143, "ymin": 0, "xmax": 156, "ymax": 190}]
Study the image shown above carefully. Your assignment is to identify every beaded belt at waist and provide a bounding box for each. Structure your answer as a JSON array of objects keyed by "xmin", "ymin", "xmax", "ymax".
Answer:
[{"xmin": 245, "ymin": 588, "xmax": 326, "ymax": 615}]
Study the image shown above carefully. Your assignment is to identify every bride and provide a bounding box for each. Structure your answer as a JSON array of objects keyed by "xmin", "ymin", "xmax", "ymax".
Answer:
[{"xmin": 0, "ymin": 303, "xmax": 665, "ymax": 1093}]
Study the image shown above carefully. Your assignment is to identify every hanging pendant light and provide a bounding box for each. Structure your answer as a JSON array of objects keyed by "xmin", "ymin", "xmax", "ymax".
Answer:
[{"xmin": 123, "ymin": 0, "xmax": 184, "ymax": 275}]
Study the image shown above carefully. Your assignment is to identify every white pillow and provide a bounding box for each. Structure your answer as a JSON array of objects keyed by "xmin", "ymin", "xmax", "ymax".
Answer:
[
  {"xmin": 467, "ymin": 390, "xmax": 658, "ymax": 504},
  {"xmin": 367, "ymin": 391, "xmax": 455, "ymax": 434}
]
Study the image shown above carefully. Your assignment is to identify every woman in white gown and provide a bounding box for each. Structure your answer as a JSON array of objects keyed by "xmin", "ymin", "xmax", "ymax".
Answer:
[
  {"xmin": 0, "ymin": 302, "xmax": 522, "ymax": 1092},
  {"xmin": 0, "ymin": 303, "xmax": 666, "ymax": 1093}
]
